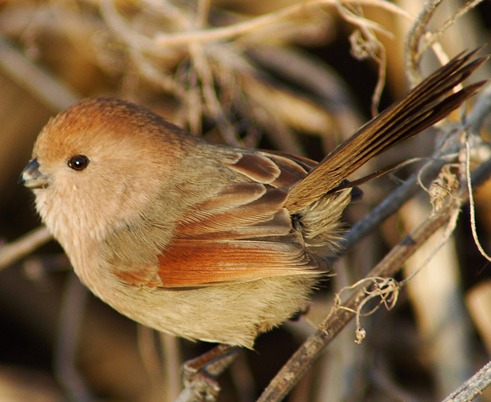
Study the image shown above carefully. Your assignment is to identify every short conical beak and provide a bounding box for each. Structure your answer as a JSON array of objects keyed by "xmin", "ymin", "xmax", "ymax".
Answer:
[{"xmin": 19, "ymin": 158, "xmax": 50, "ymax": 189}]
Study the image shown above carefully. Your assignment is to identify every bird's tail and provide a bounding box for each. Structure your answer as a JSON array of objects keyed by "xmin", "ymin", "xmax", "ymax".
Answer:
[{"xmin": 286, "ymin": 49, "xmax": 487, "ymax": 213}]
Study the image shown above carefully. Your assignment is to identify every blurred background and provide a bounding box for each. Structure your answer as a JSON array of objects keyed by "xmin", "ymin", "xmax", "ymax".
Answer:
[{"xmin": 0, "ymin": 0, "xmax": 490, "ymax": 401}]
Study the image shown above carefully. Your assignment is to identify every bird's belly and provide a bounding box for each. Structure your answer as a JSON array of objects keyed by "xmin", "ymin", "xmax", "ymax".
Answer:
[{"xmin": 99, "ymin": 275, "xmax": 317, "ymax": 348}]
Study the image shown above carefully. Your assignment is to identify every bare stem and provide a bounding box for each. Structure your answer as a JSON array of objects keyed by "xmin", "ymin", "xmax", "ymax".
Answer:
[
  {"xmin": 442, "ymin": 360, "xmax": 491, "ymax": 402},
  {"xmin": 0, "ymin": 226, "xmax": 52, "ymax": 271}
]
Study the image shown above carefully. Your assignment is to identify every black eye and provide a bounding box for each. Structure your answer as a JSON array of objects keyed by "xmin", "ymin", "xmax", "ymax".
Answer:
[{"xmin": 68, "ymin": 155, "xmax": 90, "ymax": 171}]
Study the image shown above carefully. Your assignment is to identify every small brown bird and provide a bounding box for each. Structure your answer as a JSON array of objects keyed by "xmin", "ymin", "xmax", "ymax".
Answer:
[{"xmin": 20, "ymin": 51, "xmax": 485, "ymax": 348}]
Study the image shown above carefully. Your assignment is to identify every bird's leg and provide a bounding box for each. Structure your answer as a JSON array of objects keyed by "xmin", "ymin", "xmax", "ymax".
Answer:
[{"xmin": 177, "ymin": 344, "xmax": 241, "ymax": 402}]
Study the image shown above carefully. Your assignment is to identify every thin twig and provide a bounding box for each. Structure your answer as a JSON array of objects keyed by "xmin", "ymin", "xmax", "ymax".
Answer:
[
  {"xmin": 468, "ymin": 82, "xmax": 491, "ymax": 132},
  {"xmin": 136, "ymin": 326, "xmax": 164, "ymax": 397},
  {"xmin": 153, "ymin": 0, "xmax": 410, "ymax": 49},
  {"xmin": 101, "ymin": 0, "xmax": 409, "ymax": 55},
  {"xmin": 442, "ymin": 361, "xmax": 491, "ymax": 402},
  {"xmin": 248, "ymin": 46, "xmax": 363, "ymax": 134},
  {"xmin": 405, "ymin": 0, "xmax": 444, "ymax": 85},
  {"xmin": 337, "ymin": 2, "xmax": 387, "ymax": 116},
  {"xmin": 405, "ymin": 0, "xmax": 484, "ymax": 86},
  {"xmin": 54, "ymin": 274, "xmax": 92, "ymax": 402},
  {"xmin": 0, "ymin": 33, "xmax": 79, "ymax": 111},
  {"xmin": 160, "ymin": 333, "xmax": 182, "ymax": 401},
  {"xmin": 464, "ymin": 133, "xmax": 491, "ymax": 261},
  {"xmin": 418, "ymin": 0, "xmax": 486, "ymax": 57},
  {"xmin": 0, "ymin": 226, "xmax": 52, "ymax": 271}
]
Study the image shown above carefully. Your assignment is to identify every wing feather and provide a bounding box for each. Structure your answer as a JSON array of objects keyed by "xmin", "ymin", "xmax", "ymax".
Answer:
[{"xmin": 153, "ymin": 151, "xmax": 323, "ymax": 288}]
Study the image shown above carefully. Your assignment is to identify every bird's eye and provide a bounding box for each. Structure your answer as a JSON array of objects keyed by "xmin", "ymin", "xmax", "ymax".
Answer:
[{"xmin": 68, "ymin": 155, "xmax": 90, "ymax": 171}]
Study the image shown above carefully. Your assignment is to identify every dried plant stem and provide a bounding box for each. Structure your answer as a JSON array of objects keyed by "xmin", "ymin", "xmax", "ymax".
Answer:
[
  {"xmin": 257, "ymin": 156, "xmax": 491, "ymax": 402},
  {"xmin": 176, "ymin": 345, "xmax": 241, "ymax": 402},
  {"xmin": 469, "ymin": 83, "xmax": 491, "ymax": 134},
  {"xmin": 154, "ymin": 0, "xmax": 409, "ymax": 47},
  {"xmin": 0, "ymin": 34, "xmax": 79, "ymax": 111},
  {"xmin": 406, "ymin": 0, "xmax": 444, "ymax": 84},
  {"xmin": 0, "ymin": 226, "xmax": 52, "ymax": 271},
  {"xmin": 405, "ymin": 0, "xmax": 484, "ymax": 85},
  {"xmin": 465, "ymin": 137, "xmax": 491, "ymax": 261},
  {"xmin": 160, "ymin": 333, "xmax": 182, "ymax": 401},
  {"xmin": 136, "ymin": 326, "xmax": 164, "ymax": 398},
  {"xmin": 401, "ymin": 197, "xmax": 473, "ymax": 397},
  {"xmin": 196, "ymin": 0, "xmax": 211, "ymax": 28},
  {"xmin": 442, "ymin": 361, "xmax": 491, "ymax": 402},
  {"xmin": 189, "ymin": 43, "xmax": 242, "ymax": 145},
  {"xmin": 337, "ymin": 3, "xmax": 387, "ymax": 116},
  {"xmin": 54, "ymin": 275, "xmax": 92, "ymax": 402},
  {"xmin": 101, "ymin": 0, "xmax": 410, "ymax": 54},
  {"xmin": 418, "ymin": 0, "xmax": 486, "ymax": 57},
  {"xmin": 466, "ymin": 282, "xmax": 491, "ymax": 355},
  {"xmin": 249, "ymin": 46, "xmax": 363, "ymax": 135}
]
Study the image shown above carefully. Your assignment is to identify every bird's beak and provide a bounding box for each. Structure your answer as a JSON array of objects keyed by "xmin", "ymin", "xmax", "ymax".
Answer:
[{"xmin": 19, "ymin": 158, "xmax": 50, "ymax": 189}]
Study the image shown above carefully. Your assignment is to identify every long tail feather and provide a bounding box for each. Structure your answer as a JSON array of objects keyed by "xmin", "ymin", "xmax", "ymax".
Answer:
[{"xmin": 286, "ymin": 49, "xmax": 488, "ymax": 212}]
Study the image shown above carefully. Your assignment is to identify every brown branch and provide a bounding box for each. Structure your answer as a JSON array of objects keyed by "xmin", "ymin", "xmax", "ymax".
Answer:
[
  {"xmin": 405, "ymin": 0, "xmax": 444, "ymax": 84},
  {"xmin": 54, "ymin": 275, "xmax": 92, "ymax": 401},
  {"xmin": 257, "ymin": 155, "xmax": 491, "ymax": 402},
  {"xmin": 0, "ymin": 34, "xmax": 79, "ymax": 112},
  {"xmin": 405, "ymin": 0, "xmax": 485, "ymax": 86},
  {"xmin": 0, "ymin": 226, "xmax": 52, "ymax": 271},
  {"xmin": 442, "ymin": 361, "xmax": 491, "ymax": 402}
]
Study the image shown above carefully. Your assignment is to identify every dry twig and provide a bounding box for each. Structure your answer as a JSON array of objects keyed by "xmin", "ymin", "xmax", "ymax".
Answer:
[
  {"xmin": 0, "ymin": 226, "xmax": 52, "ymax": 271},
  {"xmin": 442, "ymin": 361, "xmax": 491, "ymax": 402}
]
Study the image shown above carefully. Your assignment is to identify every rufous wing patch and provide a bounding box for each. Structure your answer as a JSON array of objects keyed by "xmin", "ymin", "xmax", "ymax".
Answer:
[
  {"xmin": 157, "ymin": 237, "xmax": 318, "ymax": 287},
  {"xmin": 156, "ymin": 181, "xmax": 321, "ymax": 287}
]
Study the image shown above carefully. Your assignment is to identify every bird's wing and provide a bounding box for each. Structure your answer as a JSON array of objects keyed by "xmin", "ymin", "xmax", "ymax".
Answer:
[{"xmin": 115, "ymin": 151, "xmax": 324, "ymax": 288}]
